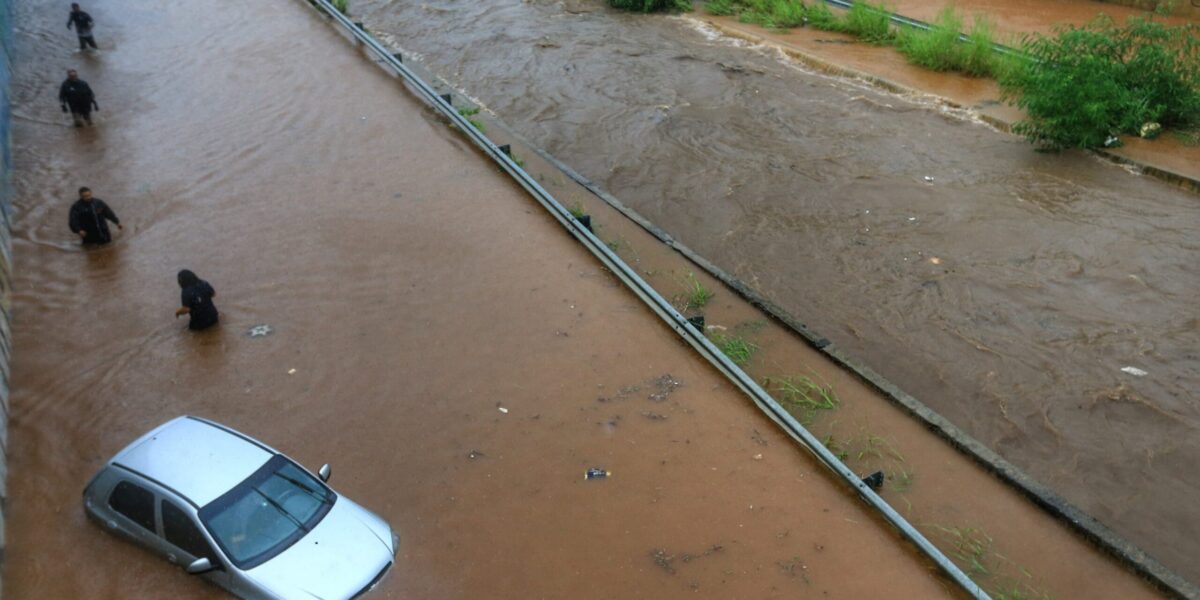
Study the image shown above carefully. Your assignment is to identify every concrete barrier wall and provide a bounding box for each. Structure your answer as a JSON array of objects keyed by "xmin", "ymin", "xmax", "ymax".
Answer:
[{"xmin": 0, "ymin": 0, "xmax": 13, "ymax": 594}]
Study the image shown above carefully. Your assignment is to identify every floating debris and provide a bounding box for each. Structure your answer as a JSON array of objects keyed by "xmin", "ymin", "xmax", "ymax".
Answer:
[
  {"xmin": 585, "ymin": 468, "xmax": 610, "ymax": 480},
  {"xmin": 467, "ymin": 450, "xmax": 485, "ymax": 459},
  {"xmin": 247, "ymin": 324, "xmax": 273, "ymax": 338},
  {"xmin": 861, "ymin": 471, "xmax": 885, "ymax": 490},
  {"xmin": 1120, "ymin": 366, "xmax": 1148, "ymax": 377}
]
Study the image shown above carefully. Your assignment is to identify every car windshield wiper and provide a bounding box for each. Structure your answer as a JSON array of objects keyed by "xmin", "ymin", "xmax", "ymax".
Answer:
[
  {"xmin": 271, "ymin": 471, "xmax": 329, "ymax": 504},
  {"xmin": 252, "ymin": 487, "xmax": 309, "ymax": 532}
]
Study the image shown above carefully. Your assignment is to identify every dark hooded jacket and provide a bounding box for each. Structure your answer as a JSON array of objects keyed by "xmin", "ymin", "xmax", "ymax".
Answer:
[
  {"xmin": 178, "ymin": 270, "xmax": 219, "ymax": 330},
  {"xmin": 59, "ymin": 78, "xmax": 97, "ymax": 113},
  {"xmin": 68, "ymin": 198, "xmax": 119, "ymax": 244},
  {"xmin": 67, "ymin": 9, "xmax": 94, "ymax": 36}
]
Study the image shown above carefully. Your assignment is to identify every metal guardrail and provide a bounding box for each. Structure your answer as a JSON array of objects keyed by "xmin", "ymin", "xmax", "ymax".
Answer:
[
  {"xmin": 821, "ymin": 0, "xmax": 1025, "ymax": 57},
  {"xmin": 298, "ymin": 0, "xmax": 991, "ymax": 597}
]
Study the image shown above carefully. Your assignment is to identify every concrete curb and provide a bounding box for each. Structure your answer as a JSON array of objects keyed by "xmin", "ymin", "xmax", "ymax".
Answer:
[{"xmin": 701, "ymin": 18, "xmax": 1200, "ymax": 197}]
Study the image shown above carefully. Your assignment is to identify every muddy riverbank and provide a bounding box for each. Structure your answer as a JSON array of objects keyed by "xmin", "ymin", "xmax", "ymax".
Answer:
[
  {"xmin": 2, "ymin": 0, "xmax": 980, "ymax": 597},
  {"xmin": 354, "ymin": 0, "xmax": 1200, "ymax": 582}
]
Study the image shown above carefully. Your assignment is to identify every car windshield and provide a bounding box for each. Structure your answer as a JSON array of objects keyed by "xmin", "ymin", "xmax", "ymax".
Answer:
[{"xmin": 198, "ymin": 455, "xmax": 335, "ymax": 569}]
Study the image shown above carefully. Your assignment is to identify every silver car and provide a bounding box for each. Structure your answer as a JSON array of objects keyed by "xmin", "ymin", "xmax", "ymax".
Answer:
[{"xmin": 83, "ymin": 416, "xmax": 397, "ymax": 599}]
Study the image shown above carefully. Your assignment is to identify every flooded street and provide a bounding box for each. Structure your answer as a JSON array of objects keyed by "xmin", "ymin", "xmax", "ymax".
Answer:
[
  {"xmin": 354, "ymin": 0, "xmax": 1200, "ymax": 581},
  {"xmin": 2, "ymin": 0, "xmax": 979, "ymax": 597}
]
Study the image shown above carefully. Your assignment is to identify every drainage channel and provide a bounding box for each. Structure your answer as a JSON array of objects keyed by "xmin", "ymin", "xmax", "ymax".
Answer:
[{"xmin": 296, "ymin": 0, "xmax": 990, "ymax": 596}]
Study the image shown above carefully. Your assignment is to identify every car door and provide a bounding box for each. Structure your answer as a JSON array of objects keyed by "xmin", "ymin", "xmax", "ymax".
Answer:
[
  {"xmin": 105, "ymin": 479, "xmax": 161, "ymax": 550},
  {"xmin": 160, "ymin": 499, "xmax": 232, "ymax": 590}
]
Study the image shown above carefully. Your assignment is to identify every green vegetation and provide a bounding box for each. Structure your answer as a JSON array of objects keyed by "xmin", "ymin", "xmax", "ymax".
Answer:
[
  {"xmin": 1000, "ymin": 15, "xmax": 1200, "ymax": 150},
  {"xmin": 680, "ymin": 272, "xmax": 714, "ymax": 309},
  {"xmin": 457, "ymin": 107, "xmax": 486, "ymax": 133},
  {"xmin": 568, "ymin": 201, "xmax": 588, "ymax": 218},
  {"xmin": 331, "ymin": 0, "xmax": 348, "ymax": 14},
  {"xmin": 739, "ymin": 0, "xmax": 807, "ymax": 29},
  {"xmin": 804, "ymin": 1, "xmax": 841, "ymax": 32},
  {"xmin": 608, "ymin": 0, "xmax": 692, "ymax": 13},
  {"xmin": 699, "ymin": 0, "xmax": 1198, "ymax": 151},
  {"xmin": 769, "ymin": 375, "xmax": 838, "ymax": 411},
  {"xmin": 931, "ymin": 524, "xmax": 1055, "ymax": 599},
  {"xmin": 711, "ymin": 333, "xmax": 757, "ymax": 365},
  {"xmin": 841, "ymin": 1, "xmax": 893, "ymax": 44},
  {"xmin": 896, "ymin": 7, "xmax": 997, "ymax": 76}
]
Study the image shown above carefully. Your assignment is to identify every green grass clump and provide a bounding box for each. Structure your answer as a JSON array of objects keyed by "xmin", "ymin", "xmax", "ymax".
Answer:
[
  {"xmin": 705, "ymin": 0, "xmax": 740, "ymax": 15},
  {"xmin": 609, "ymin": 0, "xmax": 692, "ymax": 13},
  {"xmin": 896, "ymin": 8, "xmax": 997, "ymax": 76},
  {"xmin": 331, "ymin": 0, "xmax": 348, "ymax": 14},
  {"xmin": 961, "ymin": 15, "xmax": 997, "ymax": 75},
  {"xmin": 1001, "ymin": 15, "xmax": 1200, "ymax": 150},
  {"xmin": 841, "ymin": 1, "xmax": 893, "ymax": 44},
  {"xmin": 567, "ymin": 201, "xmax": 587, "ymax": 218},
  {"xmin": 711, "ymin": 334, "xmax": 757, "ymax": 365},
  {"xmin": 804, "ymin": 1, "xmax": 842, "ymax": 32},
  {"xmin": 456, "ymin": 107, "xmax": 486, "ymax": 132},
  {"xmin": 681, "ymin": 273, "xmax": 714, "ymax": 309},
  {"xmin": 740, "ymin": 0, "xmax": 806, "ymax": 29},
  {"xmin": 770, "ymin": 375, "xmax": 838, "ymax": 411}
]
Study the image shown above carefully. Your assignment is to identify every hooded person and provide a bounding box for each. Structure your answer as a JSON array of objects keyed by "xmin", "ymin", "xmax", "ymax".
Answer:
[
  {"xmin": 175, "ymin": 270, "xmax": 219, "ymax": 331},
  {"xmin": 58, "ymin": 69, "xmax": 98, "ymax": 127},
  {"xmin": 67, "ymin": 3, "xmax": 98, "ymax": 51},
  {"xmin": 68, "ymin": 186, "xmax": 121, "ymax": 244}
]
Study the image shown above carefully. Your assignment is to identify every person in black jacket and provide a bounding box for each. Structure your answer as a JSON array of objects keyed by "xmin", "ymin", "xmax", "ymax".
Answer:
[
  {"xmin": 59, "ymin": 69, "xmax": 98, "ymax": 127},
  {"xmin": 175, "ymin": 270, "xmax": 220, "ymax": 331},
  {"xmin": 68, "ymin": 187, "xmax": 122, "ymax": 245},
  {"xmin": 67, "ymin": 3, "xmax": 97, "ymax": 51}
]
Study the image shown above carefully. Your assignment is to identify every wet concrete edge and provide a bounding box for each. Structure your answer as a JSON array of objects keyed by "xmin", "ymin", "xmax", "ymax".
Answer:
[
  {"xmin": 0, "ymin": 0, "xmax": 12, "ymax": 594},
  {"xmin": 701, "ymin": 18, "xmax": 1200, "ymax": 197},
  {"xmin": 304, "ymin": 2, "xmax": 1195, "ymax": 598}
]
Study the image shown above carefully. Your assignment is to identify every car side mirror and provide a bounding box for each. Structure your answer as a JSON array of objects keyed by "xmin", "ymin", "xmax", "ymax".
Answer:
[
  {"xmin": 186, "ymin": 557, "xmax": 215, "ymax": 575},
  {"xmin": 318, "ymin": 464, "xmax": 332, "ymax": 482}
]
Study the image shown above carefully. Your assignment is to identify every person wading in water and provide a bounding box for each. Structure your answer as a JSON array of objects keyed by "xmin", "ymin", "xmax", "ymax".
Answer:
[
  {"xmin": 175, "ymin": 270, "xmax": 219, "ymax": 331},
  {"xmin": 67, "ymin": 3, "xmax": 98, "ymax": 52},
  {"xmin": 68, "ymin": 186, "xmax": 121, "ymax": 245},
  {"xmin": 58, "ymin": 69, "xmax": 98, "ymax": 127}
]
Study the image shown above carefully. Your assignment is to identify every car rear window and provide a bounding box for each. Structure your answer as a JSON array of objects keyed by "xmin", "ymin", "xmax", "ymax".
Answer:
[{"xmin": 109, "ymin": 481, "xmax": 156, "ymax": 532}]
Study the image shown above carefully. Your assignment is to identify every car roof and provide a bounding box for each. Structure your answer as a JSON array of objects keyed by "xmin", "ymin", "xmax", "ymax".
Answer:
[{"xmin": 112, "ymin": 416, "xmax": 276, "ymax": 507}]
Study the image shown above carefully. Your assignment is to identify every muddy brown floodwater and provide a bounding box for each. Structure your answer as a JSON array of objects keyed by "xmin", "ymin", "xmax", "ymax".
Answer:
[
  {"xmin": 4, "ymin": 0, "xmax": 976, "ymax": 597},
  {"xmin": 354, "ymin": 0, "xmax": 1200, "ymax": 583}
]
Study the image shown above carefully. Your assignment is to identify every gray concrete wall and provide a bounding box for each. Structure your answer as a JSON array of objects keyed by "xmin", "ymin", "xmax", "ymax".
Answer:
[{"xmin": 0, "ymin": 0, "xmax": 13, "ymax": 594}]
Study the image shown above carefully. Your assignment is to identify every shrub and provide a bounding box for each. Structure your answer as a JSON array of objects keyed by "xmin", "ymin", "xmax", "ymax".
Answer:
[
  {"xmin": 331, "ymin": 0, "xmax": 348, "ymax": 14},
  {"xmin": 609, "ymin": 0, "xmax": 692, "ymax": 12},
  {"xmin": 1001, "ymin": 15, "xmax": 1200, "ymax": 150},
  {"xmin": 842, "ymin": 1, "xmax": 893, "ymax": 44}
]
